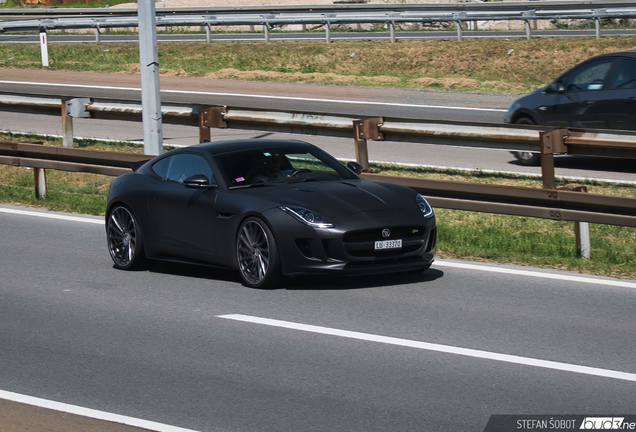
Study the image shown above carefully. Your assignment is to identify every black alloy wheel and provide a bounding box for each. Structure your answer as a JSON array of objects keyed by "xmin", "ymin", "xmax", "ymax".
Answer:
[
  {"xmin": 236, "ymin": 218, "xmax": 281, "ymax": 288},
  {"xmin": 107, "ymin": 205, "xmax": 151, "ymax": 270},
  {"xmin": 512, "ymin": 117, "xmax": 541, "ymax": 166}
]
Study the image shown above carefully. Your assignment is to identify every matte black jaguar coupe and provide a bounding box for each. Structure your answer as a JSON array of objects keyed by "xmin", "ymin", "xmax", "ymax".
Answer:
[{"xmin": 106, "ymin": 139, "xmax": 437, "ymax": 288}]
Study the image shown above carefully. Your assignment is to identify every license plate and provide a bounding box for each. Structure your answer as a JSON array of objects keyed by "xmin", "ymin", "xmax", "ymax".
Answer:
[{"xmin": 374, "ymin": 239, "xmax": 402, "ymax": 250}]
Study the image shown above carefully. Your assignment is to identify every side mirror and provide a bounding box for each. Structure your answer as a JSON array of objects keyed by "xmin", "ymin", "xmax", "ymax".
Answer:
[
  {"xmin": 346, "ymin": 161, "xmax": 364, "ymax": 174},
  {"xmin": 183, "ymin": 174, "xmax": 217, "ymax": 189},
  {"xmin": 546, "ymin": 81, "xmax": 565, "ymax": 94}
]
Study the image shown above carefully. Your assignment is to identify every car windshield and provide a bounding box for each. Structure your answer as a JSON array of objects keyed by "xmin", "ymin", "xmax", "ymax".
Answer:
[{"xmin": 215, "ymin": 146, "xmax": 359, "ymax": 189}]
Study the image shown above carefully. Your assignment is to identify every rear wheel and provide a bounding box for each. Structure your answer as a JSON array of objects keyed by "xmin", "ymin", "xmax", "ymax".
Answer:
[
  {"xmin": 512, "ymin": 117, "xmax": 541, "ymax": 166},
  {"xmin": 107, "ymin": 205, "xmax": 153, "ymax": 270},
  {"xmin": 236, "ymin": 218, "xmax": 282, "ymax": 289}
]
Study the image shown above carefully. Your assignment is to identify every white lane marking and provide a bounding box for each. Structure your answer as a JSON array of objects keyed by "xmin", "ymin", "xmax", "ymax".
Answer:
[
  {"xmin": 0, "ymin": 207, "xmax": 104, "ymax": 225},
  {"xmin": 3, "ymin": 208, "xmax": 635, "ymax": 289},
  {"xmin": 219, "ymin": 314, "xmax": 636, "ymax": 383},
  {"xmin": 363, "ymin": 158, "xmax": 636, "ymax": 185},
  {"xmin": 0, "ymin": 80, "xmax": 507, "ymax": 113},
  {"xmin": 434, "ymin": 260, "xmax": 636, "ymax": 289},
  {"xmin": 0, "ymin": 389, "xmax": 200, "ymax": 432}
]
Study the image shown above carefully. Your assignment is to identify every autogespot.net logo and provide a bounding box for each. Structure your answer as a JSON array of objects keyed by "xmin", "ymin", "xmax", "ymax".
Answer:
[{"xmin": 580, "ymin": 418, "xmax": 635, "ymax": 430}]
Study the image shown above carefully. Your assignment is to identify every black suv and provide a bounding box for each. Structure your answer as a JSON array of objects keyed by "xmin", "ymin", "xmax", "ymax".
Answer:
[{"xmin": 505, "ymin": 51, "xmax": 636, "ymax": 165}]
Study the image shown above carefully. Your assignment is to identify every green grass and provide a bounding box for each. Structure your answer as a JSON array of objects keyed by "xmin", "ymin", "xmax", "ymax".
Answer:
[
  {"xmin": 436, "ymin": 209, "xmax": 636, "ymax": 280},
  {"xmin": 0, "ymin": 134, "xmax": 634, "ymax": 279},
  {"xmin": 1, "ymin": 37, "xmax": 636, "ymax": 93}
]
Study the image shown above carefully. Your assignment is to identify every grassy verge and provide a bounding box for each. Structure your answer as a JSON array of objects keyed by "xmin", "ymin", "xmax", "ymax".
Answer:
[
  {"xmin": 0, "ymin": 134, "xmax": 634, "ymax": 279},
  {"xmin": 1, "ymin": 37, "xmax": 636, "ymax": 93}
]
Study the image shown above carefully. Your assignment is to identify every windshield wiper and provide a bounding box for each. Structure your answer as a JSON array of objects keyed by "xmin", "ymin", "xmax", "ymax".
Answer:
[
  {"xmin": 229, "ymin": 182, "xmax": 276, "ymax": 190},
  {"xmin": 285, "ymin": 177, "xmax": 337, "ymax": 183}
]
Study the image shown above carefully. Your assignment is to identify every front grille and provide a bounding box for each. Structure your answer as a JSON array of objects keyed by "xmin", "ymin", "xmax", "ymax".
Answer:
[{"xmin": 343, "ymin": 226, "xmax": 425, "ymax": 243}]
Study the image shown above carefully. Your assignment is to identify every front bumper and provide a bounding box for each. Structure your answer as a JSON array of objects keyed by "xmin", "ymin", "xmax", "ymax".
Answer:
[{"xmin": 264, "ymin": 207, "xmax": 436, "ymax": 276}]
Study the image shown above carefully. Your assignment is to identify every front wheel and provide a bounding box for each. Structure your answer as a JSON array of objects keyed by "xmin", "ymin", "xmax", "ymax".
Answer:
[
  {"xmin": 511, "ymin": 116, "xmax": 541, "ymax": 166},
  {"xmin": 236, "ymin": 218, "xmax": 282, "ymax": 289},
  {"xmin": 107, "ymin": 205, "xmax": 153, "ymax": 270},
  {"xmin": 512, "ymin": 151, "xmax": 541, "ymax": 166}
]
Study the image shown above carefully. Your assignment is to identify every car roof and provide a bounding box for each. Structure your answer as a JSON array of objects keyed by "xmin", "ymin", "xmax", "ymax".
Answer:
[
  {"xmin": 190, "ymin": 139, "xmax": 315, "ymax": 156},
  {"xmin": 588, "ymin": 50, "xmax": 636, "ymax": 61}
]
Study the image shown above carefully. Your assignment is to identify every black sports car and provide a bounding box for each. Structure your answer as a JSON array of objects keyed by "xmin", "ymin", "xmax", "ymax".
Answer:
[{"xmin": 106, "ymin": 139, "xmax": 437, "ymax": 288}]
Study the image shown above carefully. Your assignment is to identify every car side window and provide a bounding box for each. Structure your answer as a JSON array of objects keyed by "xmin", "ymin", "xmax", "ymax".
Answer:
[
  {"xmin": 608, "ymin": 58, "xmax": 636, "ymax": 89},
  {"xmin": 565, "ymin": 59, "xmax": 614, "ymax": 92},
  {"xmin": 151, "ymin": 157, "xmax": 171, "ymax": 179},
  {"xmin": 152, "ymin": 154, "xmax": 215, "ymax": 184}
]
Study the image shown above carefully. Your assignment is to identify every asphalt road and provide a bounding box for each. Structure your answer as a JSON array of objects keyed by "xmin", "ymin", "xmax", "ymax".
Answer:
[
  {"xmin": 1, "ymin": 204, "xmax": 636, "ymax": 431},
  {"xmin": 1, "ymin": 69, "xmax": 636, "ymax": 183}
]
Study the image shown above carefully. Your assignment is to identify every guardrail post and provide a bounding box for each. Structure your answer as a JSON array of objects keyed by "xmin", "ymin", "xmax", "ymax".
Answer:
[
  {"xmin": 389, "ymin": 21, "xmax": 396, "ymax": 43},
  {"xmin": 571, "ymin": 186, "xmax": 591, "ymax": 259},
  {"xmin": 198, "ymin": 106, "xmax": 227, "ymax": 143},
  {"xmin": 522, "ymin": 11, "xmax": 535, "ymax": 40},
  {"xmin": 95, "ymin": 25, "xmax": 100, "ymax": 43},
  {"xmin": 576, "ymin": 221, "xmax": 591, "ymax": 259},
  {"xmin": 206, "ymin": 24, "xmax": 211, "ymax": 43},
  {"xmin": 454, "ymin": 13, "xmax": 466, "ymax": 42},
  {"xmin": 325, "ymin": 21, "xmax": 331, "ymax": 43},
  {"xmin": 263, "ymin": 24, "xmax": 270, "ymax": 43},
  {"xmin": 34, "ymin": 167, "xmax": 46, "ymax": 199},
  {"xmin": 539, "ymin": 129, "xmax": 568, "ymax": 190},
  {"xmin": 594, "ymin": 9, "xmax": 606, "ymax": 39},
  {"xmin": 61, "ymin": 99, "xmax": 74, "ymax": 148},
  {"xmin": 353, "ymin": 117, "xmax": 383, "ymax": 172}
]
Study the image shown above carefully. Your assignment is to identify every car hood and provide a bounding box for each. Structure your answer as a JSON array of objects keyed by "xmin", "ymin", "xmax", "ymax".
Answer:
[
  {"xmin": 237, "ymin": 179, "xmax": 417, "ymax": 217},
  {"xmin": 510, "ymin": 86, "xmax": 547, "ymax": 106}
]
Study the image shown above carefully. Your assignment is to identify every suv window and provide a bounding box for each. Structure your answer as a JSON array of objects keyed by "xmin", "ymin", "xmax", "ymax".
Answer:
[
  {"xmin": 609, "ymin": 58, "xmax": 636, "ymax": 89},
  {"xmin": 152, "ymin": 154, "xmax": 214, "ymax": 184},
  {"xmin": 566, "ymin": 59, "xmax": 614, "ymax": 91}
]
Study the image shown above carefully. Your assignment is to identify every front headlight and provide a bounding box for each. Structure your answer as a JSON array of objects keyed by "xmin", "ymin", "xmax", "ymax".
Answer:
[
  {"xmin": 280, "ymin": 206, "xmax": 334, "ymax": 228},
  {"xmin": 416, "ymin": 194, "xmax": 434, "ymax": 218}
]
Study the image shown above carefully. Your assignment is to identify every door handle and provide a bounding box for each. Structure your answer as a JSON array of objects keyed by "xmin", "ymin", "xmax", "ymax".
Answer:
[{"xmin": 582, "ymin": 100, "xmax": 594, "ymax": 106}]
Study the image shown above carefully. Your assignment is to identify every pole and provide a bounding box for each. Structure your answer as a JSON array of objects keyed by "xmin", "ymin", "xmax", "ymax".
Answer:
[
  {"xmin": 39, "ymin": 29, "xmax": 49, "ymax": 67},
  {"xmin": 61, "ymin": 99, "xmax": 74, "ymax": 148},
  {"xmin": 34, "ymin": 168, "xmax": 46, "ymax": 199},
  {"xmin": 575, "ymin": 222, "xmax": 591, "ymax": 259},
  {"xmin": 138, "ymin": 0, "xmax": 163, "ymax": 155}
]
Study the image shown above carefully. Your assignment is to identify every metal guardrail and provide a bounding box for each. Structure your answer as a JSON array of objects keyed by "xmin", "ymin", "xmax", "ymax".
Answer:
[
  {"xmin": 1, "ymin": 1, "xmax": 635, "ymax": 17},
  {"xmin": 1, "ymin": 94, "xmax": 636, "ymax": 232},
  {"xmin": 0, "ymin": 1, "xmax": 635, "ymax": 42},
  {"xmin": 1, "ymin": 141, "xmax": 635, "ymax": 230},
  {"xmin": 3, "ymin": 92, "xmax": 636, "ymax": 180},
  {"xmin": 0, "ymin": 140, "xmax": 148, "ymax": 176}
]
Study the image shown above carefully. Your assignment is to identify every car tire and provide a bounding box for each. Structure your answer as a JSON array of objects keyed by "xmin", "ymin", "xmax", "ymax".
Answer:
[
  {"xmin": 512, "ymin": 117, "xmax": 541, "ymax": 166},
  {"xmin": 236, "ymin": 217, "xmax": 282, "ymax": 289},
  {"xmin": 107, "ymin": 205, "xmax": 153, "ymax": 270}
]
